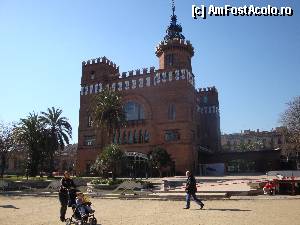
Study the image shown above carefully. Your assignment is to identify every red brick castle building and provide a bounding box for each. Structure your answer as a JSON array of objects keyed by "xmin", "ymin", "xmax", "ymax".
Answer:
[{"xmin": 76, "ymin": 4, "xmax": 221, "ymax": 175}]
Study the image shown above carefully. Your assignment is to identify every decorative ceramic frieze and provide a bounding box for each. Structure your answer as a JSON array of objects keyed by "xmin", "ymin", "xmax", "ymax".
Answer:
[{"xmin": 80, "ymin": 68, "xmax": 196, "ymax": 95}]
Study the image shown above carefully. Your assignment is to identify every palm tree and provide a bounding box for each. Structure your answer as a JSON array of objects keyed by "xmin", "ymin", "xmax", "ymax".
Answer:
[
  {"xmin": 14, "ymin": 113, "xmax": 44, "ymax": 176},
  {"xmin": 92, "ymin": 88, "xmax": 125, "ymax": 144},
  {"xmin": 39, "ymin": 107, "xmax": 72, "ymax": 174}
]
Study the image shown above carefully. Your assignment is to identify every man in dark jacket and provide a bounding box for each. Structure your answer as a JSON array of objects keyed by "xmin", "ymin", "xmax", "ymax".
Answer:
[
  {"xmin": 184, "ymin": 170, "xmax": 204, "ymax": 209},
  {"xmin": 59, "ymin": 171, "xmax": 76, "ymax": 222}
]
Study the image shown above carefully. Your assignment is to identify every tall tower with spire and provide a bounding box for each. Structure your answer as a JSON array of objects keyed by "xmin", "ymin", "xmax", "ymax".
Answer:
[{"xmin": 155, "ymin": 0, "xmax": 194, "ymax": 71}]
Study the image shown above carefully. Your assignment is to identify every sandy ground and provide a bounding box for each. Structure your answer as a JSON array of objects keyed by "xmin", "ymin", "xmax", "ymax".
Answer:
[{"xmin": 1, "ymin": 196, "xmax": 300, "ymax": 225}]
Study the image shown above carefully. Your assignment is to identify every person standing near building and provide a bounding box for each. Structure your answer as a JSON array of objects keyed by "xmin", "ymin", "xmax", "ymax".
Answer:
[
  {"xmin": 59, "ymin": 171, "xmax": 76, "ymax": 222},
  {"xmin": 184, "ymin": 171, "xmax": 204, "ymax": 209}
]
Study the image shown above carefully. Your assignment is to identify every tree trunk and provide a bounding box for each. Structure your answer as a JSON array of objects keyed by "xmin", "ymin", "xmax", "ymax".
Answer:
[
  {"xmin": 107, "ymin": 128, "xmax": 113, "ymax": 145},
  {"xmin": 29, "ymin": 147, "xmax": 40, "ymax": 177},
  {"xmin": 48, "ymin": 139, "xmax": 57, "ymax": 177},
  {"xmin": 111, "ymin": 172, "xmax": 115, "ymax": 181},
  {"xmin": 159, "ymin": 169, "xmax": 162, "ymax": 178},
  {"xmin": 112, "ymin": 166, "xmax": 116, "ymax": 181},
  {"xmin": 0, "ymin": 154, "xmax": 6, "ymax": 178},
  {"xmin": 49, "ymin": 153, "xmax": 54, "ymax": 176}
]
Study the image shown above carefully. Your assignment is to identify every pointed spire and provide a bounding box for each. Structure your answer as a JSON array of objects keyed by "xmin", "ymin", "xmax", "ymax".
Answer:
[
  {"xmin": 164, "ymin": 0, "xmax": 185, "ymax": 41},
  {"xmin": 172, "ymin": 0, "xmax": 175, "ymax": 16}
]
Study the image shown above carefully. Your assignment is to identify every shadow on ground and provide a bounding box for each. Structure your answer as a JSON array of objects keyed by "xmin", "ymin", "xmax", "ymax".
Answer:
[
  {"xmin": 0, "ymin": 204, "xmax": 20, "ymax": 209},
  {"xmin": 194, "ymin": 208, "xmax": 251, "ymax": 212}
]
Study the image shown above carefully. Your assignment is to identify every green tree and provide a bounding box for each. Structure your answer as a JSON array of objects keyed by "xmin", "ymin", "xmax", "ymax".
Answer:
[
  {"xmin": 92, "ymin": 144, "xmax": 125, "ymax": 180},
  {"xmin": 14, "ymin": 113, "xmax": 44, "ymax": 176},
  {"xmin": 92, "ymin": 88, "xmax": 125, "ymax": 144},
  {"xmin": 39, "ymin": 107, "xmax": 72, "ymax": 174},
  {"xmin": 0, "ymin": 122, "xmax": 14, "ymax": 178},
  {"xmin": 237, "ymin": 141, "xmax": 264, "ymax": 152},
  {"xmin": 38, "ymin": 129, "xmax": 53, "ymax": 175},
  {"xmin": 148, "ymin": 146, "xmax": 172, "ymax": 177}
]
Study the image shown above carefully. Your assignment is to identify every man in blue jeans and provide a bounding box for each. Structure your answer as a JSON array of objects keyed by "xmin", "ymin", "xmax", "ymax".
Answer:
[{"xmin": 184, "ymin": 171, "xmax": 204, "ymax": 209}]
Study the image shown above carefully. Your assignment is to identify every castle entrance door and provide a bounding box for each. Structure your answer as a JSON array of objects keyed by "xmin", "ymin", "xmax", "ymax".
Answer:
[{"xmin": 125, "ymin": 152, "xmax": 149, "ymax": 179}]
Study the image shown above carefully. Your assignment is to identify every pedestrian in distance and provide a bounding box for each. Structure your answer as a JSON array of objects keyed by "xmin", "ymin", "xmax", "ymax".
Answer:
[
  {"xmin": 263, "ymin": 180, "xmax": 276, "ymax": 195},
  {"xmin": 184, "ymin": 170, "xmax": 204, "ymax": 209}
]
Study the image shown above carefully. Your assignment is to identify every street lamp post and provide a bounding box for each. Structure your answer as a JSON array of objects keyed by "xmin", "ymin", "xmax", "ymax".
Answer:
[{"xmin": 134, "ymin": 153, "xmax": 137, "ymax": 180}]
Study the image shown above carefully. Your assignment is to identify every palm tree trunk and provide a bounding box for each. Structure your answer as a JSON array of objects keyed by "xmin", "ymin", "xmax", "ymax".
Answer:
[
  {"xmin": 48, "ymin": 138, "xmax": 57, "ymax": 176},
  {"xmin": 29, "ymin": 145, "xmax": 41, "ymax": 177},
  {"xmin": 49, "ymin": 153, "xmax": 54, "ymax": 176}
]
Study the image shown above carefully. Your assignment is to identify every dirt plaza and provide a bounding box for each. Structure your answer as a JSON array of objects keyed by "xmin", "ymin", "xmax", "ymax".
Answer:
[{"xmin": 0, "ymin": 196, "xmax": 300, "ymax": 225}]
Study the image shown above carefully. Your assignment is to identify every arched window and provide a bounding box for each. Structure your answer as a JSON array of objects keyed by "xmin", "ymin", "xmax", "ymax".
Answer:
[
  {"xmin": 113, "ymin": 131, "xmax": 117, "ymax": 144},
  {"xmin": 87, "ymin": 115, "xmax": 93, "ymax": 127},
  {"xmin": 128, "ymin": 131, "xmax": 133, "ymax": 144},
  {"xmin": 168, "ymin": 104, "xmax": 176, "ymax": 120},
  {"xmin": 166, "ymin": 54, "xmax": 174, "ymax": 66},
  {"xmin": 124, "ymin": 101, "xmax": 145, "ymax": 121},
  {"xmin": 123, "ymin": 131, "xmax": 127, "ymax": 144},
  {"xmin": 144, "ymin": 130, "xmax": 150, "ymax": 143},
  {"xmin": 139, "ymin": 129, "xmax": 143, "ymax": 143},
  {"xmin": 133, "ymin": 130, "xmax": 138, "ymax": 143},
  {"xmin": 118, "ymin": 130, "xmax": 121, "ymax": 144}
]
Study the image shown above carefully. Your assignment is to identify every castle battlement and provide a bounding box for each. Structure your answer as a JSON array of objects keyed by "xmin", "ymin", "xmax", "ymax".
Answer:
[
  {"xmin": 197, "ymin": 86, "xmax": 219, "ymax": 115},
  {"xmin": 155, "ymin": 38, "xmax": 194, "ymax": 56},
  {"xmin": 119, "ymin": 66, "xmax": 156, "ymax": 78},
  {"xmin": 82, "ymin": 56, "xmax": 119, "ymax": 70},
  {"xmin": 198, "ymin": 86, "xmax": 218, "ymax": 93},
  {"xmin": 156, "ymin": 38, "xmax": 193, "ymax": 49}
]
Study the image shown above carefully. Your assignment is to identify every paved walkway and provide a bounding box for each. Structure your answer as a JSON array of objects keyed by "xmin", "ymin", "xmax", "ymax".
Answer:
[{"xmin": 1, "ymin": 196, "xmax": 300, "ymax": 225}]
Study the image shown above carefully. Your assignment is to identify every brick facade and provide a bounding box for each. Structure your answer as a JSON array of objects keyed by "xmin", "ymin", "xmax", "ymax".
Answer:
[{"xmin": 76, "ymin": 7, "xmax": 221, "ymax": 175}]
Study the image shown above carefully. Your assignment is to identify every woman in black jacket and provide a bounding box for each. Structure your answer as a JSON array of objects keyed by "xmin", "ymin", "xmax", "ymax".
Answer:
[
  {"xmin": 184, "ymin": 171, "xmax": 204, "ymax": 209},
  {"xmin": 59, "ymin": 171, "xmax": 76, "ymax": 222}
]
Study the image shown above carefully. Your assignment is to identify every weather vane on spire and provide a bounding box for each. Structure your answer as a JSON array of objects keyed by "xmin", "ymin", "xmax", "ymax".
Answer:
[
  {"xmin": 164, "ymin": 0, "xmax": 185, "ymax": 41},
  {"xmin": 172, "ymin": 0, "xmax": 175, "ymax": 16}
]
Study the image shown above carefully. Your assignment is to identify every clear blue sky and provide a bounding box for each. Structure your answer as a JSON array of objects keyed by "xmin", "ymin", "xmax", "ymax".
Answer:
[{"xmin": 0, "ymin": 0, "xmax": 299, "ymax": 143}]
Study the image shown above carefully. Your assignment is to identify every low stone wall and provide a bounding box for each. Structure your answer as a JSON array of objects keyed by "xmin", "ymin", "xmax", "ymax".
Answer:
[
  {"xmin": 2, "ymin": 180, "xmax": 52, "ymax": 190},
  {"xmin": 1, "ymin": 177, "xmax": 92, "ymax": 191}
]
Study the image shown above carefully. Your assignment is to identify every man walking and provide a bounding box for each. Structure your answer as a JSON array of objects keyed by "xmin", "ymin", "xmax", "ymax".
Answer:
[{"xmin": 184, "ymin": 170, "xmax": 204, "ymax": 209}]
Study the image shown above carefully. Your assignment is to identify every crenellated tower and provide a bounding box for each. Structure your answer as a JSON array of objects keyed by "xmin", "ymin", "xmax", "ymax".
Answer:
[
  {"xmin": 197, "ymin": 86, "xmax": 221, "ymax": 152},
  {"xmin": 155, "ymin": 2, "xmax": 194, "ymax": 71},
  {"xmin": 81, "ymin": 56, "xmax": 119, "ymax": 87}
]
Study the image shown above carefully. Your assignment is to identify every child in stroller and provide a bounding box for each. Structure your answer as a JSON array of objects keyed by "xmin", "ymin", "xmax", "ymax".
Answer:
[
  {"xmin": 66, "ymin": 190, "xmax": 97, "ymax": 225},
  {"xmin": 76, "ymin": 192, "xmax": 95, "ymax": 218}
]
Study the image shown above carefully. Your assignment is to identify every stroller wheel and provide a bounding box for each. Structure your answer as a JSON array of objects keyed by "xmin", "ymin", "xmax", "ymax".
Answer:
[
  {"xmin": 89, "ymin": 217, "xmax": 97, "ymax": 225},
  {"xmin": 65, "ymin": 218, "xmax": 71, "ymax": 225}
]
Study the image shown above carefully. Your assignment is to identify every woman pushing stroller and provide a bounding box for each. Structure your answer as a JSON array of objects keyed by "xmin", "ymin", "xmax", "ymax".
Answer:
[
  {"xmin": 59, "ymin": 171, "xmax": 76, "ymax": 222},
  {"xmin": 58, "ymin": 171, "xmax": 97, "ymax": 225}
]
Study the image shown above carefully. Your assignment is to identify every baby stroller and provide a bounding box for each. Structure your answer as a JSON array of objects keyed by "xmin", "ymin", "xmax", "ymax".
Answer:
[{"xmin": 65, "ymin": 189, "xmax": 97, "ymax": 225}]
